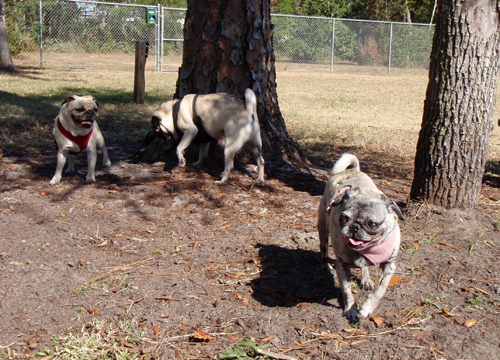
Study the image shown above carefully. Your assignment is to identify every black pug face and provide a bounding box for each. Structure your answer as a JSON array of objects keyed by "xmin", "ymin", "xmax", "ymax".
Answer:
[
  {"xmin": 151, "ymin": 115, "xmax": 170, "ymax": 140},
  {"xmin": 336, "ymin": 197, "xmax": 395, "ymax": 251}
]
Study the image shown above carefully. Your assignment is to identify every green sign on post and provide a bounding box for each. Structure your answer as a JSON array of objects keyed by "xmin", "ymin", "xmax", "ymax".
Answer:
[{"xmin": 146, "ymin": 7, "xmax": 157, "ymax": 25}]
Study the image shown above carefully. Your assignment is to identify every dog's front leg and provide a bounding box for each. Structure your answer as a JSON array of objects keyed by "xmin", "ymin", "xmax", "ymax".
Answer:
[
  {"xmin": 336, "ymin": 260, "xmax": 358, "ymax": 322},
  {"xmin": 65, "ymin": 154, "xmax": 75, "ymax": 173},
  {"xmin": 86, "ymin": 145, "xmax": 97, "ymax": 183},
  {"xmin": 358, "ymin": 261, "xmax": 396, "ymax": 319},
  {"xmin": 50, "ymin": 150, "xmax": 69, "ymax": 185},
  {"xmin": 176, "ymin": 130, "xmax": 197, "ymax": 167},
  {"xmin": 95, "ymin": 128, "xmax": 111, "ymax": 167}
]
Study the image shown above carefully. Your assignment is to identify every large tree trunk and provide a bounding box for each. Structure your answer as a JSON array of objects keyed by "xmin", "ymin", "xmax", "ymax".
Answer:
[
  {"xmin": 138, "ymin": 0, "xmax": 303, "ymax": 166},
  {"xmin": 0, "ymin": 0, "xmax": 14, "ymax": 70},
  {"xmin": 175, "ymin": 0, "xmax": 303, "ymax": 163},
  {"xmin": 410, "ymin": 0, "xmax": 500, "ymax": 208}
]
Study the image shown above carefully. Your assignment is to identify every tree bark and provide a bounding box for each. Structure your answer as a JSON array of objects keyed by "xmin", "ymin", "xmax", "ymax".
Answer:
[
  {"xmin": 174, "ymin": 0, "xmax": 303, "ymax": 164},
  {"xmin": 410, "ymin": 0, "xmax": 500, "ymax": 208},
  {"xmin": 0, "ymin": 0, "xmax": 15, "ymax": 70}
]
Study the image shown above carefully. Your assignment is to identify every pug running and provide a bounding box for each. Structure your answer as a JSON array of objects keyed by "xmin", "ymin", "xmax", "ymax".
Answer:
[
  {"xmin": 50, "ymin": 95, "xmax": 111, "ymax": 185},
  {"xmin": 317, "ymin": 153, "xmax": 404, "ymax": 321}
]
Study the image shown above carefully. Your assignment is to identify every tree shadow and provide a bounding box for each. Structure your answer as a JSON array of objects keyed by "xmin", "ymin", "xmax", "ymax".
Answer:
[{"xmin": 249, "ymin": 244, "xmax": 340, "ymax": 308}]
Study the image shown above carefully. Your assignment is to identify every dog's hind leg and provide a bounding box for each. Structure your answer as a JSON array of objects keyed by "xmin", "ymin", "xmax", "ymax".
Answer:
[
  {"xmin": 65, "ymin": 154, "xmax": 75, "ymax": 173},
  {"xmin": 215, "ymin": 137, "xmax": 244, "ymax": 184},
  {"xmin": 247, "ymin": 139, "xmax": 265, "ymax": 183},
  {"xmin": 193, "ymin": 142, "xmax": 210, "ymax": 167}
]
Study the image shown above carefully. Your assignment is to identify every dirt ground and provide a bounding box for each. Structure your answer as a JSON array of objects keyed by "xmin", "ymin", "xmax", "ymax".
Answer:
[{"xmin": 1, "ymin": 135, "xmax": 499, "ymax": 360}]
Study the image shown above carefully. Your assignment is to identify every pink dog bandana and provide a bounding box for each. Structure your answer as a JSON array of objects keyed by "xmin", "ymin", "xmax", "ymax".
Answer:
[
  {"xmin": 342, "ymin": 227, "xmax": 399, "ymax": 265},
  {"xmin": 54, "ymin": 116, "xmax": 93, "ymax": 155}
]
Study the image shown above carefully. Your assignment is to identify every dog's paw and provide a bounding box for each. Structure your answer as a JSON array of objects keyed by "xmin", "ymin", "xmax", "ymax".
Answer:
[
  {"xmin": 361, "ymin": 278, "xmax": 376, "ymax": 291},
  {"xmin": 85, "ymin": 176, "xmax": 96, "ymax": 183},
  {"xmin": 214, "ymin": 179, "xmax": 227, "ymax": 185},
  {"xmin": 50, "ymin": 178, "xmax": 61, "ymax": 185},
  {"xmin": 358, "ymin": 307, "xmax": 371, "ymax": 319},
  {"xmin": 343, "ymin": 305, "xmax": 359, "ymax": 322},
  {"xmin": 103, "ymin": 159, "xmax": 111, "ymax": 167},
  {"xmin": 254, "ymin": 178, "xmax": 264, "ymax": 184}
]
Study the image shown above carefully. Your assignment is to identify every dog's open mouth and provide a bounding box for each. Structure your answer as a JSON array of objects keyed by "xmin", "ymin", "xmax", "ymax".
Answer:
[{"xmin": 344, "ymin": 234, "xmax": 382, "ymax": 249}]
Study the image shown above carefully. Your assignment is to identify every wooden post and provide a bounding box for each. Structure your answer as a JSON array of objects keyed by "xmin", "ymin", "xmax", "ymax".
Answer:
[{"xmin": 133, "ymin": 41, "xmax": 147, "ymax": 104}]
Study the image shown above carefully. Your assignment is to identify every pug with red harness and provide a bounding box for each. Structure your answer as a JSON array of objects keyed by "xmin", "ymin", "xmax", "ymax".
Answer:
[
  {"xmin": 317, "ymin": 153, "xmax": 404, "ymax": 322},
  {"xmin": 50, "ymin": 95, "xmax": 111, "ymax": 185}
]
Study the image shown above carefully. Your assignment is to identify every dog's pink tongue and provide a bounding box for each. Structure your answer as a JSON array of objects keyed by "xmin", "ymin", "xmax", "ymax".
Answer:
[
  {"xmin": 81, "ymin": 121, "xmax": 93, "ymax": 126},
  {"xmin": 348, "ymin": 238, "xmax": 365, "ymax": 247}
]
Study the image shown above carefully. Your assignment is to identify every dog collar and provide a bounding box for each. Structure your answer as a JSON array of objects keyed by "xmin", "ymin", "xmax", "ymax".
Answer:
[
  {"xmin": 54, "ymin": 116, "xmax": 93, "ymax": 155},
  {"xmin": 344, "ymin": 226, "xmax": 399, "ymax": 265}
]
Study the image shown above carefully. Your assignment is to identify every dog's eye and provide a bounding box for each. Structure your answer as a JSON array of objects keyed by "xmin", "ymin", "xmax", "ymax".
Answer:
[
  {"xmin": 339, "ymin": 214, "xmax": 349, "ymax": 224},
  {"xmin": 76, "ymin": 108, "xmax": 85, "ymax": 112},
  {"xmin": 367, "ymin": 221, "xmax": 379, "ymax": 229},
  {"xmin": 94, "ymin": 107, "xmax": 98, "ymax": 113}
]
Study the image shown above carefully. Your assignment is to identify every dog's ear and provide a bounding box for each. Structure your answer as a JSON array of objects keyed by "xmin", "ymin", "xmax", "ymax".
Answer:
[
  {"xmin": 62, "ymin": 96, "xmax": 76, "ymax": 106},
  {"xmin": 331, "ymin": 185, "xmax": 352, "ymax": 207},
  {"xmin": 91, "ymin": 96, "xmax": 99, "ymax": 107},
  {"xmin": 386, "ymin": 200, "xmax": 405, "ymax": 220}
]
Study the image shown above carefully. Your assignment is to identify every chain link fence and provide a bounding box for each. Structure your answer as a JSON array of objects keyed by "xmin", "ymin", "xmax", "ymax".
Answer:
[{"xmin": 11, "ymin": 1, "xmax": 434, "ymax": 75}]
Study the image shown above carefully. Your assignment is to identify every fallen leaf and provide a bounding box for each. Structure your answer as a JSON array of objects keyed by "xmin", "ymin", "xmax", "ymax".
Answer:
[
  {"xmin": 369, "ymin": 316, "xmax": 384, "ymax": 327},
  {"xmin": 193, "ymin": 241, "xmax": 199, "ymax": 248},
  {"xmin": 441, "ymin": 309, "xmax": 455, "ymax": 317},
  {"xmin": 39, "ymin": 191, "xmax": 50, "ymax": 196},
  {"xmin": 160, "ymin": 314, "xmax": 169, "ymax": 318},
  {"xmin": 463, "ymin": 319, "xmax": 478, "ymax": 328},
  {"xmin": 28, "ymin": 339, "xmax": 36, "ymax": 345},
  {"xmin": 374, "ymin": 276, "xmax": 404, "ymax": 286},
  {"xmin": 153, "ymin": 325, "xmax": 160, "ymax": 335},
  {"xmin": 107, "ymin": 190, "xmax": 119, "ymax": 194},
  {"xmin": 97, "ymin": 239, "xmax": 108, "ymax": 247},
  {"xmin": 296, "ymin": 302, "xmax": 310, "ymax": 308},
  {"xmin": 138, "ymin": 323, "xmax": 145, "ymax": 328},
  {"xmin": 228, "ymin": 335, "xmax": 238, "ymax": 340},
  {"xmin": 220, "ymin": 224, "xmax": 231, "ymax": 229},
  {"xmin": 389, "ymin": 276, "xmax": 404, "ymax": 286},
  {"xmin": 226, "ymin": 271, "xmax": 245, "ymax": 278},
  {"xmin": 37, "ymin": 356, "xmax": 54, "ymax": 360},
  {"xmin": 343, "ymin": 328, "xmax": 368, "ymax": 335},
  {"xmin": 193, "ymin": 330, "xmax": 214, "ymax": 341},
  {"xmin": 87, "ymin": 309, "xmax": 99, "ymax": 315},
  {"xmin": 291, "ymin": 225, "xmax": 303, "ymax": 229},
  {"xmin": 235, "ymin": 292, "xmax": 244, "ymax": 301},
  {"xmin": 59, "ymin": 214, "xmax": 67, "ymax": 217},
  {"xmin": 111, "ymin": 286, "xmax": 119, "ymax": 293},
  {"xmin": 320, "ymin": 331, "xmax": 343, "ymax": 339},
  {"xmin": 351, "ymin": 338, "xmax": 369, "ymax": 346},
  {"xmin": 258, "ymin": 334, "xmax": 274, "ymax": 343}
]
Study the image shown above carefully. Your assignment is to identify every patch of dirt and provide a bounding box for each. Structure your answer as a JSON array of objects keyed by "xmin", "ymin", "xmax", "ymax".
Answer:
[{"xmin": 1, "ymin": 144, "xmax": 499, "ymax": 359}]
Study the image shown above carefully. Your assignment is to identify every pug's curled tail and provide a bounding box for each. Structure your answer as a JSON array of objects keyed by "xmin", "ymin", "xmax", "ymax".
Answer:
[
  {"xmin": 330, "ymin": 153, "xmax": 360, "ymax": 175},
  {"xmin": 244, "ymin": 88, "xmax": 258, "ymax": 124}
]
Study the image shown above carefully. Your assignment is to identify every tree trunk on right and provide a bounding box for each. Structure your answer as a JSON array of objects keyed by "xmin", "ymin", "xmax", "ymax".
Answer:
[
  {"xmin": 410, "ymin": 0, "xmax": 500, "ymax": 208},
  {"xmin": 0, "ymin": 0, "xmax": 14, "ymax": 70}
]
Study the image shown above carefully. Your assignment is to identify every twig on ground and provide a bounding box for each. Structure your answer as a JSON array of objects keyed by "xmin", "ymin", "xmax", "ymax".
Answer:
[
  {"xmin": 402, "ymin": 343, "xmax": 446, "ymax": 356},
  {"xmin": 257, "ymin": 348, "xmax": 298, "ymax": 360},
  {"xmin": 70, "ymin": 257, "xmax": 156, "ymax": 293}
]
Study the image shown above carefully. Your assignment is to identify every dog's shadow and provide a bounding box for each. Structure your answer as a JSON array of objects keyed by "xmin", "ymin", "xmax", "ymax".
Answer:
[{"xmin": 249, "ymin": 244, "xmax": 340, "ymax": 308}]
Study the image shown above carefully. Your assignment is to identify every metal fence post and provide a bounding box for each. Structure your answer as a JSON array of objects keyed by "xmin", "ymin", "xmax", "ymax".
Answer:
[
  {"xmin": 330, "ymin": 18, "xmax": 335, "ymax": 74},
  {"xmin": 39, "ymin": 0, "xmax": 43, "ymax": 69},
  {"xmin": 388, "ymin": 22, "xmax": 393, "ymax": 74}
]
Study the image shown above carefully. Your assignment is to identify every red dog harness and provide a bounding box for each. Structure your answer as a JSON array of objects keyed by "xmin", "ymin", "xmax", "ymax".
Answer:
[{"xmin": 54, "ymin": 116, "xmax": 93, "ymax": 155}]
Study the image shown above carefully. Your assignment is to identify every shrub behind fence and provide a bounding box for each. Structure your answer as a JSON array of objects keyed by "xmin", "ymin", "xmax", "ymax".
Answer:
[{"xmin": 10, "ymin": 1, "xmax": 434, "ymax": 74}]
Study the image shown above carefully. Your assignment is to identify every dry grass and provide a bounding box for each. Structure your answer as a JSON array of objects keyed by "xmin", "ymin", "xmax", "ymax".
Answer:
[{"xmin": 1, "ymin": 67, "xmax": 499, "ymax": 166}]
